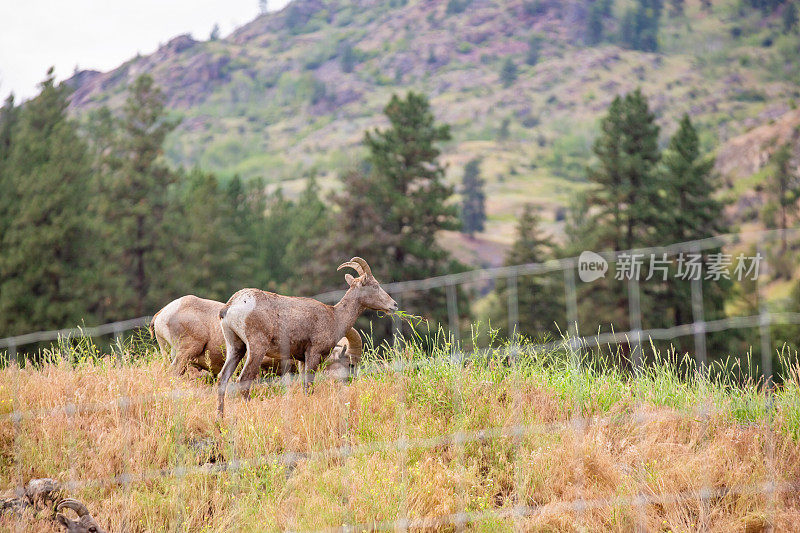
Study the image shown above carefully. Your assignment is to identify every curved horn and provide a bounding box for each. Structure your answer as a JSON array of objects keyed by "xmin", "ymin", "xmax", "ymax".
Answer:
[
  {"xmin": 350, "ymin": 257, "xmax": 373, "ymax": 279},
  {"xmin": 337, "ymin": 260, "xmax": 364, "ymax": 277},
  {"xmin": 344, "ymin": 327, "xmax": 363, "ymax": 360},
  {"xmin": 56, "ymin": 498, "xmax": 89, "ymax": 517}
]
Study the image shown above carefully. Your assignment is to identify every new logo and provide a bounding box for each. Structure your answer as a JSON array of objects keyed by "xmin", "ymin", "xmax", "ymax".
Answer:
[{"xmin": 578, "ymin": 251, "xmax": 608, "ymax": 282}]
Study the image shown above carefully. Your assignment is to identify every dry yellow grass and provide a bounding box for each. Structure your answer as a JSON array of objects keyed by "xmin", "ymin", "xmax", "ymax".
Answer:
[{"xmin": 1, "ymin": 344, "xmax": 799, "ymax": 532}]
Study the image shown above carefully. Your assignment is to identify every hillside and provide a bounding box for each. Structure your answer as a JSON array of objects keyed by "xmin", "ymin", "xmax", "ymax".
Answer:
[{"xmin": 65, "ymin": 0, "xmax": 800, "ymax": 248}]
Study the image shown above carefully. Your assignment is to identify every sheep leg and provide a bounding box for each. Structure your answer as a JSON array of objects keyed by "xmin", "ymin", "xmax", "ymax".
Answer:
[
  {"xmin": 302, "ymin": 351, "xmax": 323, "ymax": 392},
  {"xmin": 217, "ymin": 334, "xmax": 246, "ymax": 415},
  {"xmin": 237, "ymin": 346, "xmax": 266, "ymax": 400},
  {"xmin": 169, "ymin": 337, "xmax": 204, "ymax": 377}
]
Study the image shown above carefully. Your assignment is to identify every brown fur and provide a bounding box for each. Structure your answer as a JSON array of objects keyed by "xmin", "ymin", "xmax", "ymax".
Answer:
[
  {"xmin": 151, "ymin": 295, "xmax": 362, "ymax": 378},
  {"xmin": 217, "ymin": 257, "xmax": 396, "ymax": 414}
]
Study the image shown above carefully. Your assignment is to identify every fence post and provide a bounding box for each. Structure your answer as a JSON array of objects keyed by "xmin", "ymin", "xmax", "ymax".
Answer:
[
  {"xmin": 627, "ymin": 276, "xmax": 642, "ymax": 369},
  {"xmin": 690, "ymin": 246, "xmax": 707, "ymax": 368},
  {"xmin": 564, "ymin": 266, "xmax": 580, "ymax": 362},
  {"xmin": 446, "ymin": 283, "xmax": 459, "ymax": 357},
  {"xmin": 756, "ymin": 245, "xmax": 772, "ymax": 389},
  {"xmin": 113, "ymin": 324, "xmax": 123, "ymax": 366},
  {"xmin": 393, "ymin": 293, "xmax": 403, "ymax": 350},
  {"xmin": 507, "ymin": 272, "xmax": 519, "ymax": 347},
  {"xmin": 8, "ymin": 341, "xmax": 17, "ymax": 366}
]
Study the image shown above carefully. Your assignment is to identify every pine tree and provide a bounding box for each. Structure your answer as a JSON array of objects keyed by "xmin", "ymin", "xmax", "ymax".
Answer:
[
  {"xmin": 620, "ymin": 0, "xmax": 662, "ymax": 51},
  {"xmin": 96, "ymin": 74, "xmax": 180, "ymax": 318},
  {"xmin": 586, "ymin": 2, "xmax": 604, "ymax": 45},
  {"xmin": 585, "ymin": 89, "xmax": 662, "ymax": 251},
  {"xmin": 500, "ymin": 58, "xmax": 518, "ymax": 87},
  {"xmin": 526, "ymin": 34, "xmax": 542, "ymax": 65},
  {"xmin": 209, "ymin": 23, "xmax": 221, "ymax": 41},
  {"xmin": 663, "ymin": 115, "xmax": 725, "ymax": 243},
  {"xmin": 175, "ymin": 168, "xmax": 251, "ymax": 301},
  {"xmin": 322, "ymin": 93, "xmax": 465, "ymax": 342},
  {"xmin": 283, "ymin": 176, "xmax": 335, "ymax": 294},
  {"xmin": 659, "ymin": 114, "xmax": 730, "ymax": 332},
  {"xmin": 460, "ymin": 158, "xmax": 486, "ymax": 237},
  {"xmin": 492, "ymin": 204, "xmax": 564, "ymax": 339},
  {"xmin": 0, "ymin": 69, "xmax": 96, "ymax": 336},
  {"xmin": 0, "ymin": 94, "xmax": 19, "ymax": 247},
  {"xmin": 762, "ymin": 142, "xmax": 800, "ymax": 252},
  {"xmin": 572, "ymin": 89, "xmax": 663, "ymax": 335},
  {"xmin": 784, "ymin": 2, "xmax": 799, "ymax": 33}
]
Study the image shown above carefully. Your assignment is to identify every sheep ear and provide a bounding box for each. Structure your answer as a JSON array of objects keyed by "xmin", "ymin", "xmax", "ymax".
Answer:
[
  {"xmin": 57, "ymin": 514, "xmax": 70, "ymax": 527},
  {"xmin": 345, "ymin": 274, "xmax": 355, "ymax": 287}
]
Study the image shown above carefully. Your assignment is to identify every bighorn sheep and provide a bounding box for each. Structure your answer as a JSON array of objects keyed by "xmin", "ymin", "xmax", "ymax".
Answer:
[
  {"xmin": 151, "ymin": 295, "xmax": 363, "ymax": 379},
  {"xmin": 0, "ymin": 478, "xmax": 105, "ymax": 533},
  {"xmin": 217, "ymin": 257, "xmax": 396, "ymax": 414},
  {"xmin": 56, "ymin": 499, "xmax": 106, "ymax": 533}
]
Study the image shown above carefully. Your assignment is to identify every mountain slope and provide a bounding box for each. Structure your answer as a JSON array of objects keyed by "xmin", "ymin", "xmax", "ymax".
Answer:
[{"xmin": 65, "ymin": 0, "xmax": 800, "ymax": 247}]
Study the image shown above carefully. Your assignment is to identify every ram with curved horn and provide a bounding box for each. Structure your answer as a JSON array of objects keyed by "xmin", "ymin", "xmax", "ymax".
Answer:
[
  {"xmin": 56, "ymin": 499, "xmax": 106, "ymax": 533},
  {"xmin": 217, "ymin": 257, "xmax": 397, "ymax": 414},
  {"xmin": 150, "ymin": 295, "xmax": 362, "ymax": 380}
]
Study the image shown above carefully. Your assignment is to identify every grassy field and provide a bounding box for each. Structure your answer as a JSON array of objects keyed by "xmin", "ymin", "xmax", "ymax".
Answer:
[{"xmin": 2, "ymin": 336, "xmax": 800, "ymax": 532}]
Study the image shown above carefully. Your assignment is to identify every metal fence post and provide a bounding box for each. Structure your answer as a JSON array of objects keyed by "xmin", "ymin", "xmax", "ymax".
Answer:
[
  {"xmin": 507, "ymin": 272, "xmax": 519, "ymax": 345},
  {"xmin": 446, "ymin": 283, "xmax": 460, "ymax": 357},
  {"xmin": 690, "ymin": 247, "xmax": 707, "ymax": 368},
  {"xmin": 393, "ymin": 293, "xmax": 403, "ymax": 350},
  {"xmin": 627, "ymin": 276, "xmax": 642, "ymax": 369},
  {"xmin": 756, "ymin": 245, "xmax": 772, "ymax": 388},
  {"xmin": 564, "ymin": 265, "xmax": 580, "ymax": 363}
]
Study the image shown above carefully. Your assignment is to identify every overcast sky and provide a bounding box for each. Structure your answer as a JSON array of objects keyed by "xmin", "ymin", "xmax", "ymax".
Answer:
[{"xmin": 0, "ymin": 0, "xmax": 292, "ymax": 102}]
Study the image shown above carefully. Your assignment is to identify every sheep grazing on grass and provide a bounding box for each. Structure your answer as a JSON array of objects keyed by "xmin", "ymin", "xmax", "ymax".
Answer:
[
  {"xmin": 0, "ymin": 479, "xmax": 105, "ymax": 533},
  {"xmin": 217, "ymin": 257, "xmax": 396, "ymax": 414},
  {"xmin": 150, "ymin": 295, "xmax": 362, "ymax": 379}
]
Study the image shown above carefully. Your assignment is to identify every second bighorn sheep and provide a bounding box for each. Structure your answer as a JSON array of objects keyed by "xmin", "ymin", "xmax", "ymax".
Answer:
[
  {"xmin": 150, "ymin": 295, "xmax": 363, "ymax": 378},
  {"xmin": 217, "ymin": 257, "xmax": 396, "ymax": 414}
]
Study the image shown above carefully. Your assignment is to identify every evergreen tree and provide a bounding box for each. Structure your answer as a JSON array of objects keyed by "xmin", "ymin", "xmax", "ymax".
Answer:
[
  {"xmin": 175, "ymin": 168, "xmax": 251, "ymax": 301},
  {"xmin": 620, "ymin": 0, "xmax": 662, "ymax": 51},
  {"xmin": 571, "ymin": 89, "xmax": 662, "ymax": 335},
  {"xmin": 500, "ymin": 58, "xmax": 518, "ymax": 87},
  {"xmin": 526, "ymin": 34, "xmax": 542, "ymax": 65},
  {"xmin": 762, "ymin": 142, "xmax": 800, "ymax": 252},
  {"xmin": 460, "ymin": 158, "xmax": 486, "ymax": 237},
  {"xmin": 585, "ymin": 89, "xmax": 662, "ymax": 251},
  {"xmin": 783, "ymin": 2, "xmax": 798, "ymax": 32},
  {"xmin": 662, "ymin": 115, "xmax": 724, "ymax": 243},
  {"xmin": 320, "ymin": 93, "xmax": 465, "ymax": 341},
  {"xmin": 0, "ymin": 69, "xmax": 96, "ymax": 336},
  {"xmin": 492, "ymin": 204, "xmax": 564, "ymax": 339},
  {"xmin": 209, "ymin": 23, "xmax": 220, "ymax": 41},
  {"xmin": 659, "ymin": 114, "xmax": 730, "ymax": 331},
  {"xmin": 586, "ymin": 2, "xmax": 604, "ymax": 45},
  {"xmin": 96, "ymin": 74, "xmax": 180, "ymax": 318},
  {"xmin": 283, "ymin": 176, "xmax": 335, "ymax": 294},
  {"xmin": 0, "ymin": 94, "xmax": 19, "ymax": 246}
]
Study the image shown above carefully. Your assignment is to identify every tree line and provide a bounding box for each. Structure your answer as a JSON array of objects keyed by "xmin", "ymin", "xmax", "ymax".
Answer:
[{"xmin": 0, "ymin": 72, "xmax": 463, "ymax": 341}]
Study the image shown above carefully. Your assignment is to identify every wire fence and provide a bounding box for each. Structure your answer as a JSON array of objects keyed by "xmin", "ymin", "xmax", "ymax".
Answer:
[{"xmin": 2, "ymin": 228, "xmax": 800, "ymax": 530}]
